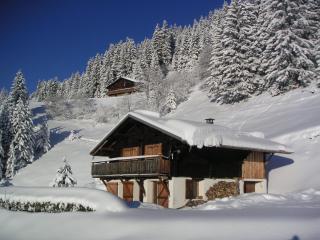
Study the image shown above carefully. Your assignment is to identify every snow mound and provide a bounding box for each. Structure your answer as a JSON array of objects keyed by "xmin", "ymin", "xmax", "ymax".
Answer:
[
  {"xmin": 192, "ymin": 189, "xmax": 320, "ymax": 211},
  {"xmin": 0, "ymin": 187, "xmax": 128, "ymax": 212}
]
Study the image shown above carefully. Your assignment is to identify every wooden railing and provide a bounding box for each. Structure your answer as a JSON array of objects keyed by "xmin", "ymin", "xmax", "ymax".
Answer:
[
  {"xmin": 91, "ymin": 155, "xmax": 170, "ymax": 178},
  {"xmin": 107, "ymin": 87, "xmax": 136, "ymax": 96}
]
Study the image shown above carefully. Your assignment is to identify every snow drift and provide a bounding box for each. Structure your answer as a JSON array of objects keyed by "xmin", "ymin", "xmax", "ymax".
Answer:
[{"xmin": 0, "ymin": 187, "xmax": 128, "ymax": 212}]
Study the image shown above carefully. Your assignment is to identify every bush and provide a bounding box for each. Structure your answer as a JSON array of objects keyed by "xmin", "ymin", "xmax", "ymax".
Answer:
[
  {"xmin": 206, "ymin": 181, "xmax": 239, "ymax": 200},
  {"xmin": 0, "ymin": 198, "xmax": 93, "ymax": 213}
]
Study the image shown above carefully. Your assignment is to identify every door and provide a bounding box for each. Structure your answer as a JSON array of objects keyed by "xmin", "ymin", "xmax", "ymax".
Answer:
[
  {"xmin": 153, "ymin": 181, "xmax": 169, "ymax": 208},
  {"xmin": 186, "ymin": 179, "xmax": 199, "ymax": 199},
  {"xmin": 122, "ymin": 181, "xmax": 134, "ymax": 202},
  {"xmin": 244, "ymin": 181, "xmax": 256, "ymax": 193},
  {"xmin": 106, "ymin": 182, "xmax": 118, "ymax": 196},
  {"xmin": 121, "ymin": 146, "xmax": 140, "ymax": 157},
  {"xmin": 144, "ymin": 143, "xmax": 162, "ymax": 155}
]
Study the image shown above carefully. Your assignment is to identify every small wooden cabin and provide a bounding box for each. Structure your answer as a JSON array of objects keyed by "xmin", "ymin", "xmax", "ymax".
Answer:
[
  {"xmin": 106, "ymin": 76, "xmax": 142, "ymax": 97},
  {"xmin": 90, "ymin": 110, "xmax": 291, "ymax": 208}
]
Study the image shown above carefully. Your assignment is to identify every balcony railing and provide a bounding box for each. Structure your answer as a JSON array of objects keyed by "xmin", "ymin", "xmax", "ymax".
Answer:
[
  {"xmin": 107, "ymin": 87, "xmax": 136, "ymax": 96},
  {"xmin": 91, "ymin": 155, "xmax": 170, "ymax": 178}
]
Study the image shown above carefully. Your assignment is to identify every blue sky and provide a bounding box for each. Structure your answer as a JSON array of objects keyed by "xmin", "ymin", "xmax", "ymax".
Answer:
[{"xmin": 0, "ymin": 0, "xmax": 225, "ymax": 92}]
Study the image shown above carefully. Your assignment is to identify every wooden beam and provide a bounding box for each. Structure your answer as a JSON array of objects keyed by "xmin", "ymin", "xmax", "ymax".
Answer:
[
  {"xmin": 136, "ymin": 179, "xmax": 146, "ymax": 196},
  {"xmin": 100, "ymin": 178, "xmax": 108, "ymax": 190}
]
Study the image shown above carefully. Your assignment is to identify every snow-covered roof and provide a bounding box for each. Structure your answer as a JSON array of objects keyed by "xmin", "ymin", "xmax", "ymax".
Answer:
[
  {"xmin": 106, "ymin": 76, "xmax": 142, "ymax": 88},
  {"xmin": 90, "ymin": 110, "xmax": 292, "ymax": 155}
]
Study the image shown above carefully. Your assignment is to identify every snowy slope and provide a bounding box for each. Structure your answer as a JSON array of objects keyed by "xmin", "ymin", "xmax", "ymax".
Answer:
[
  {"xmin": 1, "ymin": 86, "xmax": 320, "ymax": 240},
  {"xmin": 170, "ymin": 85, "xmax": 320, "ymax": 193},
  {"xmin": 12, "ymin": 85, "xmax": 320, "ymax": 194}
]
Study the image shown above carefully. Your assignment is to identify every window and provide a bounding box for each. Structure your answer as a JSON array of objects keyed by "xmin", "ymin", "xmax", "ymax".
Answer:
[{"xmin": 186, "ymin": 179, "xmax": 199, "ymax": 199}]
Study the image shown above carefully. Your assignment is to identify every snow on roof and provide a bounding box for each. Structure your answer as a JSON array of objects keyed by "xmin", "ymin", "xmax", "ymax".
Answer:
[
  {"xmin": 91, "ymin": 110, "xmax": 292, "ymax": 155},
  {"xmin": 106, "ymin": 76, "xmax": 142, "ymax": 88}
]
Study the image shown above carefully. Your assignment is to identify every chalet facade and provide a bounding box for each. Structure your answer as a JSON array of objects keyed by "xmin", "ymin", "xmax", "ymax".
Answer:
[
  {"xmin": 106, "ymin": 76, "xmax": 142, "ymax": 97},
  {"xmin": 90, "ymin": 110, "xmax": 291, "ymax": 208}
]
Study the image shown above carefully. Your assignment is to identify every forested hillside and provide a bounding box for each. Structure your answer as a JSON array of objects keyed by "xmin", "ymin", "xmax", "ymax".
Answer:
[{"xmin": 34, "ymin": 0, "xmax": 320, "ymax": 108}]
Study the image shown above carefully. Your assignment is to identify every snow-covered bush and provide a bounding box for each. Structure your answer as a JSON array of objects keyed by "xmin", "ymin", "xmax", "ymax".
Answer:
[
  {"xmin": 0, "ymin": 198, "xmax": 93, "ymax": 212},
  {"xmin": 51, "ymin": 157, "xmax": 77, "ymax": 187},
  {"xmin": 68, "ymin": 130, "xmax": 80, "ymax": 141},
  {"xmin": 46, "ymin": 98, "xmax": 96, "ymax": 120}
]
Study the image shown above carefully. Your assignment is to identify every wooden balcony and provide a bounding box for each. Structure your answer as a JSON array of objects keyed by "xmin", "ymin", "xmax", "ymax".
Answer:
[
  {"xmin": 91, "ymin": 155, "xmax": 170, "ymax": 179},
  {"xmin": 107, "ymin": 87, "xmax": 136, "ymax": 96}
]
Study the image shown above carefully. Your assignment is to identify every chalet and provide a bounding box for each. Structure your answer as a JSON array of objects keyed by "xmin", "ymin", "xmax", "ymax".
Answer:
[
  {"xmin": 90, "ymin": 110, "xmax": 291, "ymax": 208},
  {"xmin": 106, "ymin": 76, "xmax": 142, "ymax": 97}
]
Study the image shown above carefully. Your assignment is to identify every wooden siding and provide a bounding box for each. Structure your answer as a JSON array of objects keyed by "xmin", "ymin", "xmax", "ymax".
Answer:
[
  {"xmin": 107, "ymin": 87, "xmax": 136, "ymax": 96},
  {"xmin": 106, "ymin": 78, "xmax": 137, "ymax": 96},
  {"xmin": 242, "ymin": 152, "xmax": 265, "ymax": 179}
]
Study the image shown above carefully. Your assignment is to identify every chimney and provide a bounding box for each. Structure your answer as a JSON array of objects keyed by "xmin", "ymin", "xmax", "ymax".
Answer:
[{"xmin": 205, "ymin": 118, "xmax": 215, "ymax": 124}]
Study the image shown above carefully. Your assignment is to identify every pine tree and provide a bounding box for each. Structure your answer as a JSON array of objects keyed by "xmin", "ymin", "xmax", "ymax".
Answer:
[
  {"xmin": 161, "ymin": 87, "xmax": 177, "ymax": 115},
  {"xmin": 0, "ymin": 129, "xmax": 4, "ymax": 180},
  {"xmin": 6, "ymin": 98, "xmax": 34, "ymax": 178},
  {"xmin": 152, "ymin": 20, "xmax": 173, "ymax": 74},
  {"xmin": 260, "ymin": 0, "xmax": 316, "ymax": 95},
  {"xmin": 34, "ymin": 120, "xmax": 51, "ymax": 154},
  {"xmin": 51, "ymin": 157, "xmax": 77, "ymax": 187},
  {"xmin": 0, "ymin": 88, "xmax": 8, "ymax": 103},
  {"xmin": 0, "ymin": 99, "xmax": 13, "ymax": 162},
  {"xmin": 9, "ymin": 71, "xmax": 29, "ymax": 106}
]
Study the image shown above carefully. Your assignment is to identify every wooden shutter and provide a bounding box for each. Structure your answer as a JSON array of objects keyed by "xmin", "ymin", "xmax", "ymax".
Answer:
[
  {"xmin": 121, "ymin": 146, "xmax": 140, "ymax": 157},
  {"xmin": 144, "ymin": 143, "xmax": 162, "ymax": 155},
  {"xmin": 153, "ymin": 181, "xmax": 169, "ymax": 208},
  {"xmin": 122, "ymin": 181, "xmax": 134, "ymax": 202},
  {"xmin": 106, "ymin": 182, "xmax": 118, "ymax": 196}
]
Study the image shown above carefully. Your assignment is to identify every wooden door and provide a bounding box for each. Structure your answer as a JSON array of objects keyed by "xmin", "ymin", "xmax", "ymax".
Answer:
[
  {"xmin": 122, "ymin": 181, "xmax": 134, "ymax": 202},
  {"xmin": 244, "ymin": 181, "xmax": 256, "ymax": 193},
  {"xmin": 186, "ymin": 179, "xmax": 199, "ymax": 199},
  {"xmin": 144, "ymin": 143, "xmax": 162, "ymax": 155},
  {"xmin": 121, "ymin": 146, "xmax": 140, "ymax": 157},
  {"xmin": 106, "ymin": 182, "xmax": 118, "ymax": 196},
  {"xmin": 153, "ymin": 181, "xmax": 169, "ymax": 208}
]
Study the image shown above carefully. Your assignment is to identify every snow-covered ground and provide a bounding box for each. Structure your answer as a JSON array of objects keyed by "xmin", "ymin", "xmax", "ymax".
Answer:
[
  {"xmin": 1, "ymin": 85, "xmax": 320, "ymax": 239},
  {"xmin": 0, "ymin": 189, "xmax": 319, "ymax": 240}
]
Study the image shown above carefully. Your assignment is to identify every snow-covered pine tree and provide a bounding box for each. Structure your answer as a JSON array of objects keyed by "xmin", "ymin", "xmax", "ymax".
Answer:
[
  {"xmin": 51, "ymin": 157, "xmax": 77, "ymax": 187},
  {"xmin": 6, "ymin": 98, "xmax": 34, "ymax": 179},
  {"xmin": 260, "ymin": 0, "xmax": 317, "ymax": 95},
  {"xmin": 206, "ymin": 8, "xmax": 226, "ymax": 94},
  {"xmin": 238, "ymin": 0, "xmax": 261, "ymax": 94},
  {"xmin": 209, "ymin": 0, "xmax": 252, "ymax": 103},
  {"xmin": 160, "ymin": 87, "xmax": 177, "ymax": 115},
  {"xmin": 34, "ymin": 120, "xmax": 51, "ymax": 154},
  {"xmin": 9, "ymin": 71, "xmax": 29, "ymax": 106},
  {"xmin": 0, "ymin": 100, "xmax": 12, "ymax": 161},
  {"xmin": 152, "ymin": 20, "xmax": 173, "ymax": 74},
  {"xmin": 0, "ymin": 88, "xmax": 8, "ymax": 103},
  {"xmin": 0, "ymin": 129, "xmax": 4, "ymax": 180}
]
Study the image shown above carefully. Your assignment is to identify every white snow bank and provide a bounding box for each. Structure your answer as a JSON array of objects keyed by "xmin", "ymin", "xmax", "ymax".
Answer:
[
  {"xmin": 0, "ymin": 187, "xmax": 127, "ymax": 212},
  {"xmin": 192, "ymin": 189, "xmax": 320, "ymax": 211}
]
